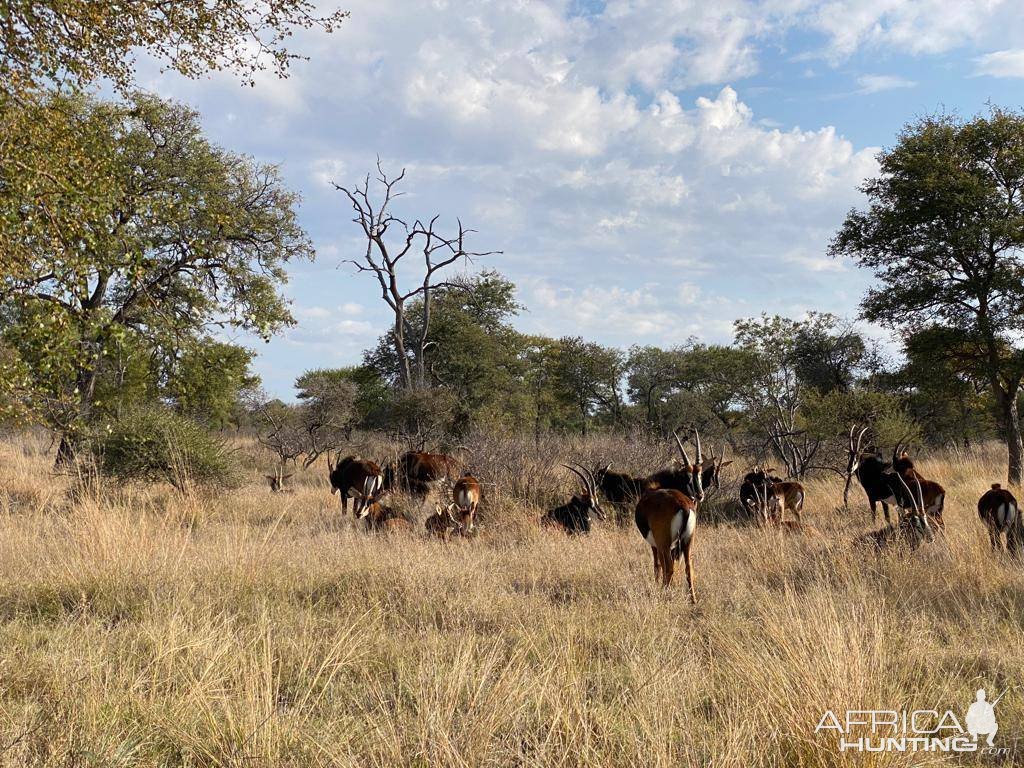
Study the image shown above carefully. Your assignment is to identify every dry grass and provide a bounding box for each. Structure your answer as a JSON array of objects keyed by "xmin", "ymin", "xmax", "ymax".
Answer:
[{"xmin": 0, "ymin": 433, "xmax": 1022, "ymax": 767}]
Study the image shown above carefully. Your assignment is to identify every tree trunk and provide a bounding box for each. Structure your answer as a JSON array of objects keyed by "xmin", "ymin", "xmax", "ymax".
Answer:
[
  {"xmin": 54, "ymin": 365, "xmax": 99, "ymax": 468},
  {"xmin": 1001, "ymin": 390, "xmax": 1024, "ymax": 485}
]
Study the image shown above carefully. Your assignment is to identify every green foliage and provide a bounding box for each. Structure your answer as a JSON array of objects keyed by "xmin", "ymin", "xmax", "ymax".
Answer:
[
  {"xmin": 0, "ymin": 91, "xmax": 311, "ymax": 438},
  {"xmin": 167, "ymin": 341, "xmax": 258, "ymax": 427},
  {"xmin": 831, "ymin": 105, "xmax": 1024, "ymax": 480},
  {"xmin": 0, "ymin": 1, "xmax": 347, "ymax": 96},
  {"xmin": 98, "ymin": 408, "xmax": 239, "ymax": 490}
]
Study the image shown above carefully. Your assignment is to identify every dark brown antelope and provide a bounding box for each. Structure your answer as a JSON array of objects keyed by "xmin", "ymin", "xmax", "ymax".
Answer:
[
  {"xmin": 634, "ymin": 488, "xmax": 698, "ymax": 603},
  {"xmin": 700, "ymin": 443, "xmax": 733, "ymax": 492},
  {"xmin": 425, "ymin": 503, "xmax": 460, "ymax": 540},
  {"xmin": 542, "ymin": 464, "xmax": 604, "ymax": 534},
  {"xmin": 329, "ymin": 456, "xmax": 383, "ymax": 517},
  {"xmin": 857, "ymin": 472, "xmax": 936, "ymax": 552},
  {"xmin": 383, "ymin": 451, "xmax": 459, "ymax": 496},
  {"xmin": 265, "ymin": 468, "xmax": 294, "ymax": 492},
  {"xmin": 646, "ymin": 428, "xmax": 706, "ymax": 503},
  {"xmin": 978, "ymin": 484, "xmax": 1021, "ymax": 552},
  {"xmin": 592, "ymin": 463, "xmax": 649, "ymax": 505}
]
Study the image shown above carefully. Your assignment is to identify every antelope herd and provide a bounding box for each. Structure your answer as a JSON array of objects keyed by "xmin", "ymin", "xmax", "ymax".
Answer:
[{"xmin": 314, "ymin": 423, "xmax": 1021, "ymax": 604}]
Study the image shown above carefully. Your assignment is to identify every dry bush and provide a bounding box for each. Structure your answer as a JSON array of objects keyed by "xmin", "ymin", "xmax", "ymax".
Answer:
[{"xmin": 0, "ymin": 433, "xmax": 1021, "ymax": 767}]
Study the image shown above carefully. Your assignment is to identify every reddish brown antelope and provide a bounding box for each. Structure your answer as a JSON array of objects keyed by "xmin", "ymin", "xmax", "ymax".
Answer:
[
  {"xmin": 452, "ymin": 473, "xmax": 482, "ymax": 534},
  {"xmin": 890, "ymin": 439, "xmax": 946, "ymax": 525},
  {"xmin": 978, "ymin": 484, "xmax": 1021, "ymax": 552},
  {"xmin": 345, "ymin": 484, "xmax": 414, "ymax": 532},
  {"xmin": 634, "ymin": 488, "xmax": 698, "ymax": 603},
  {"xmin": 739, "ymin": 467, "xmax": 805, "ymax": 523},
  {"xmin": 746, "ymin": 475, "xmax": 818, "ymax": 535}
]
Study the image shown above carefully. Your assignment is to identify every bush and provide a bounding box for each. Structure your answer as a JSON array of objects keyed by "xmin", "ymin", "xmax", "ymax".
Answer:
[{"xmin": 98, "ymin": 408, "xmax": 239, "ymax": 490}]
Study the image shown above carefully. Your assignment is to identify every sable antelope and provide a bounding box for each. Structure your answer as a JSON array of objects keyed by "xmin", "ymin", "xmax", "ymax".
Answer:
[
  {"xmin": 857, "ymin": 473, "xmax": 936, "ymax": 552},
  {"xmin": 634, "ymin": 488, "xmax": 698, "ymax": 602},
  {"xmin": 646, "ymin": 428, "xmax": 706, "ymax": 503},
  {"xmin": 746, "ymin": 476, "xmax": 818, "ymax": 535},
  {"xmin": 452, "ymin": 473, "xmax": 482, "ymax": 534},
  {"xmin": 592, "ymin": 464, "xmax": 649, "ymax": 505},
  {"xmin": 739, "ymin": 468, "xmax": 804, "ymax": 522},
  {"xmin": 700, "ymin": 443, "xmax": 733, "ymax": 492},
  {"xmin": 890, "ymin": 438, "xmax": 946, "ymax": 525},
  {"xmin": 329, "ymin": 456, "xmax": 383, "ymax": 516},
  {"xmin": 542, "ymin": 463, "xmax": 604, "ymax": 534},
  {"xmin": 978, "ymin": 484, "xmax": 1021, "ymax": 552},
  {"xmin": 264, "ymin": 470, "xmax": 294, "ymax": 492},
  {"xmin": 425, "ymin": 503, "xmax": 460, "ymax": 540},
  {"xmin": 383, "ymin": 451, "xmax": 459, "ymax": 496},
  {"xmin": 344, "ymin": 482, "xmax": 413, "ymax": 532}
]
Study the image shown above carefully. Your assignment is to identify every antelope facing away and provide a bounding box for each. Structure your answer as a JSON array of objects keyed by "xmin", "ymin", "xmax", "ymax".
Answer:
[
  {"xmin": 451, "ymin": 473, "xmax": 482, "ymax": 534},
  {"xmin": 857, "ymin": 472, "xmax": 936, "ymax": 552},
  {"xmin": 542, "ymin": 463, "xmax": 604, "ymax": 534},
  {"xmin": 978, "ymin": 484, "xmax": 1021, "ymax": 552},
  {"xmin": 634, "ymin": 488, "xmax": 698, "ymax": 602}
]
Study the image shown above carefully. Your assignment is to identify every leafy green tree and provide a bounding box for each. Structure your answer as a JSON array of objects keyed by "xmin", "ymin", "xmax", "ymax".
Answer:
[
  {"xmin": 364, "ymin": 271, "xmax": 532, "ymax": 431},
  {"xmin": 897, "ymin": 327, "xmax": 996, "ymax": 448},
  {"xmin": 831, "ymin": 107, "xmax": 1024, "ymax": 482},
  {"xmin": 626, "ymin": 345, "xmax": 686, "ymax": 428},
  {"xmin": 0, "ymin": 0, "xmax": 347, "ymax": 95},
  {"xmin": 167, "ymin": 341, "xmax": 258, "ymax": 428},
  {"xmin": 553, "ymin": 337, "xmax": 627, "ymax": 434},
  {"xmin": 0, "ymin": 91, "xmax": 312, "ymax": 458}
]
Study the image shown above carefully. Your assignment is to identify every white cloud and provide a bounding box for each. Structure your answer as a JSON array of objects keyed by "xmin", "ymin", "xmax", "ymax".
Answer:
[
  {"xmin": 974, "ymin": 48, "xmax": 1024, "ymax": 78},
  {"xmin": 855, "ymin": 74, "xmax": 917, "ymax": 94}
]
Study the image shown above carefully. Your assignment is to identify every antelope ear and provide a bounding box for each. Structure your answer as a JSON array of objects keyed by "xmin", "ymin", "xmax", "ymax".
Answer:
[{"xmin": 721, "ymin": 460, "xmax": 733, "ymax": 467}]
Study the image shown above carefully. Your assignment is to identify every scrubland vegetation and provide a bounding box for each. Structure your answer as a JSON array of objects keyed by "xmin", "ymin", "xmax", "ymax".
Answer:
[{"xmin": 0, "ymin": 431, "xmax": 1021, "ymax": 767}]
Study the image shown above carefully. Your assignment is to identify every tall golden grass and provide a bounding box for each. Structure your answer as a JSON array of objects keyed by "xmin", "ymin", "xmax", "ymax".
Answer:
[{"xmin": 0, "ymin": 432, "xmax": 1021, "ymax": 767}]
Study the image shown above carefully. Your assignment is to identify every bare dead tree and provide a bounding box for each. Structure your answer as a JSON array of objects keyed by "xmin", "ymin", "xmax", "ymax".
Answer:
[{"xmin": 335, "ymin": 161, "xmax": 500, "ymax": 391}]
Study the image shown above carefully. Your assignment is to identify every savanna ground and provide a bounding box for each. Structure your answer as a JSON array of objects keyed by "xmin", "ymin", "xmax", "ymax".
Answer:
[{"xmin": 0, "ymin": 431, "xmax": 1021, "ymax": 768}]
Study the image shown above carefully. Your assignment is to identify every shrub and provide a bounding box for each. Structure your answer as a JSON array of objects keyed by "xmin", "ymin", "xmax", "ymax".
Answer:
[{"xmin": 98, "ymin": 408, "xmax": 239, "ymax": 490}]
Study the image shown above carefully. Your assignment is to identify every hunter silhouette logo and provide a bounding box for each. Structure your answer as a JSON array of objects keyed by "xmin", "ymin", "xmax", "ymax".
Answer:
[
  {"xmin": 966, "ymin": 688, "xmax": 1006, "ymax": 747},
  {"xmin": 816, "ymin": 686, "xmax": 1013, "ymax": 755}
]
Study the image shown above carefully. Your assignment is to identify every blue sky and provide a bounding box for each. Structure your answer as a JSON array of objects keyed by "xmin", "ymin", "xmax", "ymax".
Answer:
[{"xmin": 138, "ymin": 0, "xmax": 1024, "ymax": 398}]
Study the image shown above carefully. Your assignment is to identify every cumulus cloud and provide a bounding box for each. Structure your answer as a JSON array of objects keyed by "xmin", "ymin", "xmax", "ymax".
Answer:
[
  {"xmin": 134, "ymin": 0, "xmax": 1024, "ymax": 394},
  {"xmin": 974, "ymin": 48, "xmax": 1024, "ymax": 78}
]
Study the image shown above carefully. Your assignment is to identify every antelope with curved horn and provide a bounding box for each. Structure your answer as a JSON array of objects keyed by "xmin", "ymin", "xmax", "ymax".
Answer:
[
  {"xmin": 701, "ymin": 442, "xmax": 733, "ymax": 492},
  {"xmin": 739, "ymin": 467, "xmax": 805, "ymax": 523},
  {"xmin": 889, "ymin": 438, "xmax": 946, "ymax": 525},
  {"xmin": 542, "ymin": 463, "xmax": 605, "ymax": 534},
  {"xmin": 978, "ymin": 484, "xmax": 1021, "ymax": 552},
  {"xmin": 329, "ymin": 456, "xmax": 383, "ymax": 517},
  {"xmin": 646, "ymin": 427, "xmax": 706, "ymax": 503},
  {"xmin": 858, "ymin": 472, "xmax": 936, "ymax": 551},
  {"xmin": 425, "ymin": 503, "xmax": 460, "ymax": 540},
  {"xmin": 746, "ymin": 474, "xmax": 819, "ymax": 535}
]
